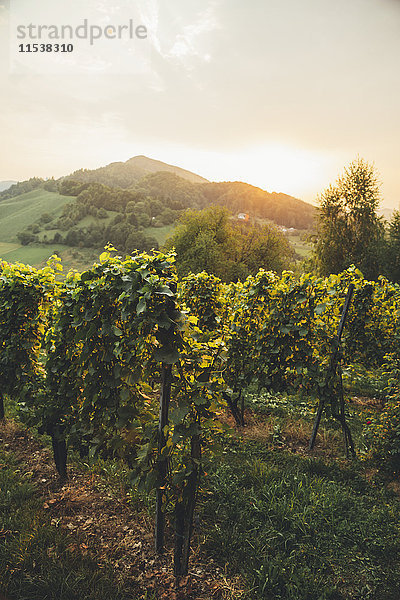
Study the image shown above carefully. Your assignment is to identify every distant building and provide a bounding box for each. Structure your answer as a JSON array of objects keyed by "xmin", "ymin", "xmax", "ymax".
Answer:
[{"xmin": 237, "ymin": 213, "xmax": 249, "ymax": 222}]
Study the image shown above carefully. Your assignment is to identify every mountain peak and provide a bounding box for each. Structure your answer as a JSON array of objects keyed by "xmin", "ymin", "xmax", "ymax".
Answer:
[
  {"xmin": 66, "ymin": 155, "xmax": 209, "ymax": 187},
  {"xmin": 124, "ymin": 155, "xmax": 209, "ymax": 184}
]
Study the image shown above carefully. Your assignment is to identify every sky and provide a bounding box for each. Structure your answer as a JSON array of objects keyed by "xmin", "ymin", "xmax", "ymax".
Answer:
[{"xmin": 0, "ymin": 0, "xmax": 399, "ymax": 207}]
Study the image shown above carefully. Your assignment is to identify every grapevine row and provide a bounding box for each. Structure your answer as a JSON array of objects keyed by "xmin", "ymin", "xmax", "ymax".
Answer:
[{"xmin": 1, "ymin": 253, "xmax": 400, "ymax": 574}]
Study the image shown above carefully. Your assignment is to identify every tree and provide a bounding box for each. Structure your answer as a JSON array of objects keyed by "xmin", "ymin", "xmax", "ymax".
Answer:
[
  {"xmin": 39, "ymin": 212, "xmax": 53, "ymax": 224},
  {"xmin": 159, "ymin": 207, "xmax": 176, "ymax": 225},
  {"xmin": 17, "ymin": 231, "xmax": 36, "ymax": 245},
  {"xmin": 43, "ymin": 177, "xmax": 58, "ymax": 192},
  {"xmin": 165, "ymin": 207, "xmax": 234, "ymax": 280},
  {"xmin": 314, "ymin": 158, "xmax": 385, "ymax": 279},
  {"xmin": 125, "ymin": 200, "xmax": 137, "ymax": 213},
  {"xmin": 385, "ymin": 210, "xmax": 400, "ymax": 283},
  {"xmin": 65, "ymin": 228, "xmax": 81, "ymax": 246},
  {"xmin": 231, "ymin": 222, "xmax": 294, "ymax": 278},
  {"xmin": 98, "ymin": 207, "xmax": 108, "ymax": 219},
  {"xmin": 127, "ymin": 212, "xmax": 138, "ymax": 226},
  {"xmin": 165, "ymin": 206, "xmax": 293, "ymax": 281}
]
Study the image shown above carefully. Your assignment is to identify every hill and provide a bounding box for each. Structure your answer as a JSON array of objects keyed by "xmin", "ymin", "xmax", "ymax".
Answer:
[
  {"xmin": 62, "ymin": 157, "xmax": 315, "ymax": 229},
  {"xmin": 130, "ymin": 173, "xmax": 315, "ymax": 229},
  {"xmin": 200, "ymin": 181, "xmax": 314, "ymax": 229},
  {"xmin": 0, "ymin": 180, "xmax": 17, "ymax": 192},
  {"xmin": 0, "ymin": 177, "xmax": 52, "ymax": 201},
  {"xmin": 0, "ymin": 189, "xmax": 72, "ymax": 243},
  {"xmin": 0, "ymin": 156, "xmax": 315, "ymax": 268},
  {"xmin": 68, "ymin": 168, "xmax": 315, "ymax": 229},
  {"xmin": 64, "ymin": 155, "xmax": 209, "ymax": 188},
  {"xmin": 61, "ymin": 157, "xmax": 315, "ymax": 228}
]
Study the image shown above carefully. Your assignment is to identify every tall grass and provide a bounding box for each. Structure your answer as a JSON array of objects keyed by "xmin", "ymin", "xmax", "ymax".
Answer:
[
  {"xmin": 0, "ymin": 450, "xmax": 139, "ymax": 600},
  {"xmin": 201, "ymin": 441, "xmax": 400, "ymax": 599}
]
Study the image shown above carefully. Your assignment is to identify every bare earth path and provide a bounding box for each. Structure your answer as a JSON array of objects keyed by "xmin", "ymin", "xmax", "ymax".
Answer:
[{"xmin": 0, "ymin": 419, "xmax": 244, "ymax": 600}]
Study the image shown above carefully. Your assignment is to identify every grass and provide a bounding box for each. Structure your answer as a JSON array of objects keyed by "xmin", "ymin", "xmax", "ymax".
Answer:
[
  {"xmin": 0, "ymin": 242, "xmax": 20, "ymax": 255},
  {"xmin": 0, "ymin": 190, "xmax": 73, "ymax": 243},
  {"xmin": 0, "ymin": 241, "xmax": 99, "ymax": 272},
  {"xmin": 0, "ymin": 449, "xmax": 140, "ymax": 600},
  {"xmin": 0, "ymin": 190, "xmax": 174, "ymax": 268},
  {"xmin": 37, "ymin": 229, "xmax": 62, "ymax": 242},
  {"xmin": 78, "ymin": 211, "xmax": 120, "ymax": 228},
  {"xmin": 2, "ymin": 387, "xmax": 400, "ymax": 600},
  {"xmin": 288, "ymin": 234, "xmax": 312, "ymax": 259},
  {"xmin": 143, "ymin": 224, "xmax": 175, "ymax": 246},
  {"xmin": 201, "ymin": 439, "xmax": 400, "ymax": 599},
  {"xmin": 1, "ymin": 244, "xmax": 69, "ymax": 266},
  {"xmin": 342, "ymin": 364, "xmax": 387, "ymax": 400}
]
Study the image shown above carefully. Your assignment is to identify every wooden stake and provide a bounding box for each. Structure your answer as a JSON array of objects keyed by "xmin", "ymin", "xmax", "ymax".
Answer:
[
  {"xmin": 309, "ymin": 284, "xmax": 355, "ymax": 451},
  {"xmin": 155, "ymin": 363, "xmax": 172, "ymax": 554}
]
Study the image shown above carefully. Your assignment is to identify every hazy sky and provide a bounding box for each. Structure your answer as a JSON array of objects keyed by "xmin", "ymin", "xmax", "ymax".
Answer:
[{"xmin": 0, "ymin": 0, "xmax": 399, "ymax": 207}]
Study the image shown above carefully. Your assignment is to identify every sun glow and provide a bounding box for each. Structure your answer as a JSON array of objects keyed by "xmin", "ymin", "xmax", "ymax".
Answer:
[{"xmin": 132, "ymin": 142, "xmax": 339, "ymax": 204}]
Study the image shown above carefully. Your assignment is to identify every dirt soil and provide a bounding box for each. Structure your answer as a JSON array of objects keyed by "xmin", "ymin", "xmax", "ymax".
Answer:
[
  {"xmin": 0, "ymin": 419, "xmax": 245, "ymax": 600},
  {"xmin": 221, "ymin": 409, "xmax": 346, "ymax": 460}
]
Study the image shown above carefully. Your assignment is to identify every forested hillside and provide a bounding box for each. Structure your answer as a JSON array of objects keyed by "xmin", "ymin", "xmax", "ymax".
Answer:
[
  {"xmin": 200, "ymin": 181, "xmax": 314, "ymax": 229},
  {"xmin": 63, "ymin": 155, "xmax": 209, "ymax": 187},
  {"xmin": 0, "ymin": 156, "xmax": 315, "ymax": 268}
]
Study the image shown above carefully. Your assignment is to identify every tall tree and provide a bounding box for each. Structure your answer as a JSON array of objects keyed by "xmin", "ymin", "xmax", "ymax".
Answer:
[
  {"xmin": 314, "ymin": 158, "xmax": 385, "ymax": 279},
  {"xmin": 165, "ymin": 206, "xmax": 293, "ymax": 281},
  {"xmin": 385, "ymin": 210, "xmax": 400, "ymax": 283}
]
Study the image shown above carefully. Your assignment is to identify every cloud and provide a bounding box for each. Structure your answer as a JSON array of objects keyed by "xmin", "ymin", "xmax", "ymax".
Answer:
[
  {"xmin": 167, "ymin": 3, "xmax": 219, "ymax": 64},
  {"xmin": 146, "ymin": 0, "xmax": 220, "ymax": 68},
  {"xmin": 0, "ymin": 0, "xmax": 400, "ymax": 206}
]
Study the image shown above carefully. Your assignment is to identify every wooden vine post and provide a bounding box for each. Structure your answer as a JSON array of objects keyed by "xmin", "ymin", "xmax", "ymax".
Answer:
[
  {"xmin": 223, "ymin": 391, "xmax": 245, "ymax": 427},
  {"xmin": 309, "ymin": 283, "xmax": 355, "ymax": 456},
  {"xmin": 174, "ymin": 431, "xmax": 201, "ymax": 576},
  {"xmin": 155, "ymin": 363, "xmax": 172, "ymax": 553},
  {"xmin": 50, "ymin": 426, "xmax": 68, "ymax": 481}
]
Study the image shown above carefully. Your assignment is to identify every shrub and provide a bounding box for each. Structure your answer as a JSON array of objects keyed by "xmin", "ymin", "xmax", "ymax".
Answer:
[{"xmin": 364, "ymin": 355, "xmax": 400, "ymax": 472}]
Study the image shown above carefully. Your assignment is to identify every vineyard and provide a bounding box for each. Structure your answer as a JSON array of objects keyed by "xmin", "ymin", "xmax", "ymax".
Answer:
[{"xmin": 2, "ymin": 250, "xmax": 400, "ymax": 597}]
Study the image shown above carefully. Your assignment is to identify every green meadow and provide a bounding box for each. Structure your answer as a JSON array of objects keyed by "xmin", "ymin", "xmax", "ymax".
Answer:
[
  {"xmin": 1, "ymin": 244, "xmax": 69, "ymax": 266},
  {"xmin": 143, "ymin": 223, "xmax": 175, "ymax": 245},
  {"xmin": 0, "ymin": 189, "xmax": 72, "ymax": 243}
]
